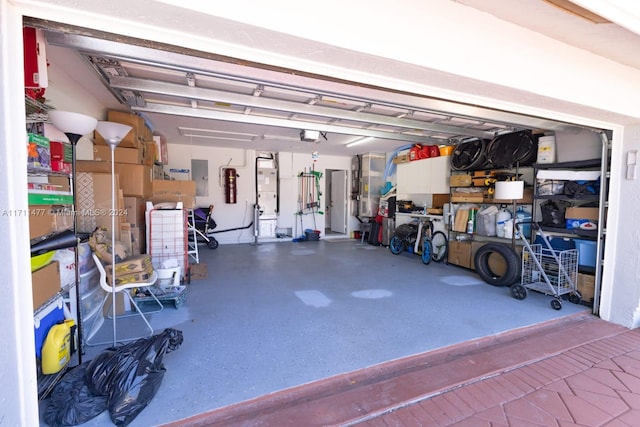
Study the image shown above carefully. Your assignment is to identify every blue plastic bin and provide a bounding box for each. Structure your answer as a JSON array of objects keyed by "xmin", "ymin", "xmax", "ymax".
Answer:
[{"xmin": 573, "ymin": 239, "xmax": 597, "ymax": 268}]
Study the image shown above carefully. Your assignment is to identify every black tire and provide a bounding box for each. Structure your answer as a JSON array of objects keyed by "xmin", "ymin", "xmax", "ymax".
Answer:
[
  {"xmin": 551, "ymin": 299, "xmax": 562, "ymax": 310},
  {"xmin": 568, "ymin": 291, "xmax": 582, "ymax": 305},
  {"xmin": 450, "ymin": 139, "xmax": 487, "ymax": 171},
  {"xmin": 421, "ymin": 239, "xmax": 432, "ymax": 265},
  {"xmin": 207, "ymin": 238, "xmax": 219, "ymax": 249},
  {"xmin": 510, "ymin": 284, "xmax": 528, "ymax": 300},
  {"xmin": 430, "ymin": 231, "xmax": 448, "ymax": 263},
  {"xmin": 389, "ymin": 236, "xmax": 404, "ymax": 255},
  {"xmin": 485, "ymin": 130, "xmax": 537, "ymax": 168},
  {"xmin": 474, "ymin": 243, "xmax": 521, "ymax": 286}
]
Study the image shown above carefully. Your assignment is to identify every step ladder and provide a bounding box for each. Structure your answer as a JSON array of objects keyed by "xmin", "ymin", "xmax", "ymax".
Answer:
[{"xmin": 186, "ymin": 209, "xmax": 199, "ymax": 264}]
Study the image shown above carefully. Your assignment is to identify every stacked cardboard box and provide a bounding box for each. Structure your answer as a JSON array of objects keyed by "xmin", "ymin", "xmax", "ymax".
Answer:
[{"xmin": 150, "ymin": 180, "xmax": 196, "ymax": 209}]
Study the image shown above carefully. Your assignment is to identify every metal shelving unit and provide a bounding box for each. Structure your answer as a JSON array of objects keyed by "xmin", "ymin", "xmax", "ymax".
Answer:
[{"xmin": 531, "ymin": 134, "xmax": 610, "ymax": 313}]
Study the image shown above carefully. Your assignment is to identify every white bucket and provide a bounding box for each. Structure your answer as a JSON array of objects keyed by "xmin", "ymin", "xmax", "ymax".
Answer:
[
  {"xmin": 537, "ymin": 135, "xmax": 556, "ymax": 164},
  {"xmin": 157, "ymin": 267, "xmax": 181, "ymax": 289}
]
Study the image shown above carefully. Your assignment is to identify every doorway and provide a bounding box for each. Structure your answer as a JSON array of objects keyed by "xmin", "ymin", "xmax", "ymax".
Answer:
[{"xmin": 325, "ymin": 169, "xmax": 348, "ymax": 236}]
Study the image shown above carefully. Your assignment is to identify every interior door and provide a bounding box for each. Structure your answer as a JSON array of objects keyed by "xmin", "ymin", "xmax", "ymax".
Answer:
[{"xmin": 330, "ymin": 170, "xmax": 347, "ymax": 234}]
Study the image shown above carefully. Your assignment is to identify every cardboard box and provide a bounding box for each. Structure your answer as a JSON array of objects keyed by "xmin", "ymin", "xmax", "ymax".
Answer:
[
  {"xmin": 450, "ymin": 174, "xmax": 472, "ymax": 187},
  {"xmin": 27, "ymin": 133, "xmax": 51, "ymax": 172},
  {"xmin": 29, "ymin": 205, "xmax": 54, "ymax": 240},
  {"xmin": 104, "ymin": 255, "xmax": 153, "ymax": 286},
  {"xmin": 123, "ymin": 196, "xmax": 146, "ymax": 227},
  {"xmin": 431, "ymin": 194, "xmax": 450, "ymax": 209},
  {"xmin": 76, "ymin": 172, "xmax": 124, "ymax": 237},
  {"xmin": 577, "ymin": 273, "xmax": 595, "ymax": 303},
  {"xmin": 143, "ymin": 141, "xmax": 156, "ymax": 166},
  {"xmin": 150, "ymin": 180, "xmax": 196, "ymax": 208},
  {"xmin": 93, "ymin": 110, "xmax": 144, "ymax": 148},
  {"xmin": 29, "ymin": 205, "xmax": 74, "ymax": 240},
  {"xmin": 119, "ymin": 223, "xmax": 133, "ymax": 256},
  {"xmin": 76, "ymin": 160, "xmax": 112, "ymax": 173},
  {"xmin": 447, "ymin": 240, "xmax": 472, "ymax": 269},
  {"xmin": 48, "ymin": 175, "xmax": 70, "ymax": 192},
  {"xmin": 392, "ymin": 154, "xmax": 410, "ymax": 164},
  {"xmin": 50, "ymin": 160, "xmax": 71, "ymax": 174},
  {"xmin": 131, "ymin": 225, "xmax": 145, "ymax": 255},
  {"xmin": 32, "ymin": 261, "xmax": 60, "ymax": 310},
  {"xmin": 114, "ymin": 164, "xmax": 152, "ymax": 197},
  {"xmin": 49, "ymin": 141, "xmax": 72, "ymax": 162},
  {"xmin": 93, "ymin": 145, "xmax": 143, "ymax": 164},
  {"xmin": 565, "ymin": 207, "xmax": 599, "ymax": 222}
]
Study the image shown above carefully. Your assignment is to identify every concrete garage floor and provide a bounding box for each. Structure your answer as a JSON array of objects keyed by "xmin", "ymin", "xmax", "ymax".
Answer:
[{"xmin": 42, "ymin": 237, "xmax": 592, "ymax": 426}]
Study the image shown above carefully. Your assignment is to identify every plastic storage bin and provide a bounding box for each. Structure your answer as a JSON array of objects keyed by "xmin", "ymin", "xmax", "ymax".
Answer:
[{"xmin": 573, "ymin": 238, "xmax": 597, "ymax": 268}]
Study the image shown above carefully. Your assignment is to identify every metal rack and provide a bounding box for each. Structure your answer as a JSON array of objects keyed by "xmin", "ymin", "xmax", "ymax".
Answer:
[{"xmin": 511, "ymin": 226, "xmax": 581, "ymax": 310}]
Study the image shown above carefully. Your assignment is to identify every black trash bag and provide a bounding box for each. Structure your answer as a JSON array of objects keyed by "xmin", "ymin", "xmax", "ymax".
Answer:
[
  {"xmin": 540, "ymin": 200, "xmax": 571, "ymax": 227},
  {"xmin": 563, "ymin": 179, "xmax": 599, "ymax": 198},
  {"xmin": 43, "ymin": 362, "xmax": 108, "ymax": 426},
  {"xmin": 85, "ymin": 328, "xmax": 184, "ymax": 427},
  {"xmin": 85, "ymin": 348, "xmax": 119, "ymax": 396}
]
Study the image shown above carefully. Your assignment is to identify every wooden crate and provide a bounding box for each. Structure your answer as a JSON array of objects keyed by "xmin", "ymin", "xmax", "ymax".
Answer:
[
  {"xmin": 450, "ymin": 174, "xmax": 472, "ymax": 187},
  {"xmin": 448, "ymin": 240, "xmax": 472, "ymax": 269},
  {"xmin": 451, "ymin": 192, "xmax": 485, "ymax": 203}
]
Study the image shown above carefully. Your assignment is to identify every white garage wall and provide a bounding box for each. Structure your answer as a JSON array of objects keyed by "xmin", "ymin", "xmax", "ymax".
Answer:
[{"xmin": 166, "ymin": 143, "xmax": 353, "ymax": 243}]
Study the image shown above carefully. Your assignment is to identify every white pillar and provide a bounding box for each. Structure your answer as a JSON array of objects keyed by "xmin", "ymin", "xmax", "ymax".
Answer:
[{"xmin": 0, "ymin": 0, "xmax": 40, "ymax": 425}]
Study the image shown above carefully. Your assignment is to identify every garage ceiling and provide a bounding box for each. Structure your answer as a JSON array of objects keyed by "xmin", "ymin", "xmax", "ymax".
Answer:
[{"xmin": 28, "ymin": 0, "xmax": 636, "ymax": 156}]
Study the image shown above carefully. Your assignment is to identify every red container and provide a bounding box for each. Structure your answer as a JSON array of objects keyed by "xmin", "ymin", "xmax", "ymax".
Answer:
[
  {"xmin": 418, "ymin": 146, "xmax": 430, "ymax": 159},
  {"xmin": 409, "ymin": 145, "xmax": 422, "ymax": 161},
  {"xmin": 428, "ymin": 145, "xmax": 440, "ymax": 157}
]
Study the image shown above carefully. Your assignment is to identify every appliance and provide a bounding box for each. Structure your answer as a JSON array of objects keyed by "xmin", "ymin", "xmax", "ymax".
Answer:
[
  {"xmin": 356, "ymin": 153, "xmax": 386, "ymax": 218},
  {"xmin": 300, "ymin": 129, "xmax": 320, "ymax": 142}
]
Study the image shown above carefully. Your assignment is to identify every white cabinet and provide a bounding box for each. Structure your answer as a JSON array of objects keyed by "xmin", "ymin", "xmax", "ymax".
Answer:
[{"xmin": 396, "ymin": 156, "xmax": 450, "ymax": 195}]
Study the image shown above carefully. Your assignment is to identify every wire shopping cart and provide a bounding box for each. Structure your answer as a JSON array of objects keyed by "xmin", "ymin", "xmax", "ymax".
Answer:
[{"xmin": 510, "ymin": 222, "xmax": 582, "ymax": 310}]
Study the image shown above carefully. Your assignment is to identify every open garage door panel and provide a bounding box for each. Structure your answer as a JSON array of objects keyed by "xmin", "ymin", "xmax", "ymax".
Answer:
[{"xmin": 26, "ymin": 18, "xmax": 607, "ymax": 156}]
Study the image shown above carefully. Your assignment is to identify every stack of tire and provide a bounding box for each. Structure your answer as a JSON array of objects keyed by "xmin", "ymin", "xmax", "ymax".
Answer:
[{"xmin": 450, "ymin": 130, "xmax": 538, "ymax": 171}]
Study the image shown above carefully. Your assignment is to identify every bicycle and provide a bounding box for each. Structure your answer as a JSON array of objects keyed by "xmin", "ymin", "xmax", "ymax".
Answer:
[
  {"xmin": 389, "ymin": 220, "xmax": 449, "ymax": 266},
  {"xmin": 420, "ymin": 219, "xmax": 449, "ymax": 265},
  {"xmin": 389, "ymin": 223, "xmax": 419, "ymax": 256}
]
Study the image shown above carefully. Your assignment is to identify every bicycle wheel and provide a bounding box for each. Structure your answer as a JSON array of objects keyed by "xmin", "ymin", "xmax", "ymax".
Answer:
[
  {"xmin": 389, "ymin": 236, "xmax": 404, "ymax": 255},
  {"xmin": 421, "ymin": 238, "xmax": 432, "ymax": 265},
  {"xmin": 430, "ymin": 231, "xmax": 449, "ymax": 263}
]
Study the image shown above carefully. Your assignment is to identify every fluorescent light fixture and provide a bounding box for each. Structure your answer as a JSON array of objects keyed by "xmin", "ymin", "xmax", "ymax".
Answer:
[
  {"xmin": 178, "ymin": 126, "xmax": 257, "ymax": 141},
  {"xmin": 346, "ymin": 137, "xmax": 374, "ymax": 148}
]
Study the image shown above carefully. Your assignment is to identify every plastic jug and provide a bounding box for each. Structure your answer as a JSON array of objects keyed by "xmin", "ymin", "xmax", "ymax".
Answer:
[
  {"xmin": 41, "ymin": 319, "xmax": 72, "ymax": 374},
  {"xmin": 514, "ymin": 207, "xmax": 532, "ymax": 239},
  {"xmin": 504, "ymin": 219, "xmax": 514, "ymax": 239},
  {"xmin": 496, "ymin": 208, "xmax": 512, "ymax": 238},
  {"xmin": 409, "ymin": 145, "xmax": 422, "ymax": 161}
]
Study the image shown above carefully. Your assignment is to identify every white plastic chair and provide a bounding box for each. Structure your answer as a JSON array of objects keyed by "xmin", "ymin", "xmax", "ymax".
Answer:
[{"xmin": 85, "ymin": 253, "xmax": 163, "ymax": 346}]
